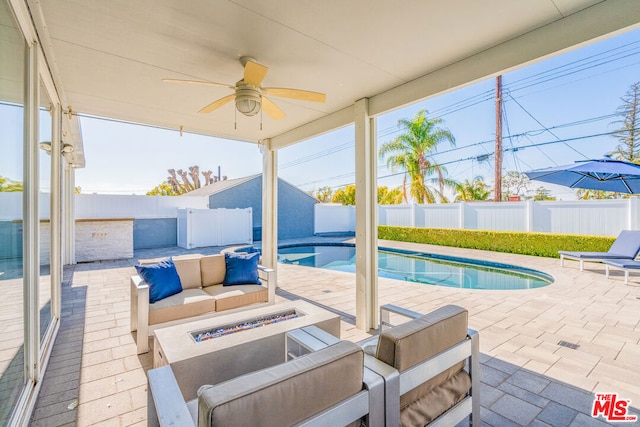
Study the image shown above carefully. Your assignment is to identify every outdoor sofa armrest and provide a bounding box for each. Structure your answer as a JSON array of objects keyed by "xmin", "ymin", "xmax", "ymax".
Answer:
[
  {"xmin": 258, "ymin": 264, "xmax": 276, "ymax": 303},
  {"xmin": 147, "ymin": 365, "xmax": 195, "ymax": 427},
  {"xmin": 130, "ymin": 275, "xmax": 150, "ymax": 354}
]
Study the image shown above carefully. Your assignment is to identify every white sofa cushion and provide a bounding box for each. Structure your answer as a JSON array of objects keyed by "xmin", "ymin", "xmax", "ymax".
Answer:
[
  {"xmin": 200, "ymin": 254, "xmax": 226, "ymax": 287},
  {"xmin": 173, "ymin": 256, "xmax": 204, "ymax": 290},
  {"xmin": 203, "ymin": 284, "xmax": 268, "ymax": 312},
  {"xmin": 149, "ymin": 288, "xmax": 216, "ymax": 325}
]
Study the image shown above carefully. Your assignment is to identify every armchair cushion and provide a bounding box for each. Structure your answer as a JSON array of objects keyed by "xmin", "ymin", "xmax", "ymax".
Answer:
[
  {"xmin": 375, "ymin": 305, "xmax": 470, "ymax": 423},
  {"xmin": 223, "ymin": 252, "xmax": 260, "ymax": 286},
  {"xmin": 197, "ymin": 341, "xmax": 364, "ymax": 427},
  {"xmin": 401, "ymin": 369, "xmax": 471, "ymax": 426},
  {"xmin": 135, "ymin": 257, "xmax": 183, "ymax": 303}
]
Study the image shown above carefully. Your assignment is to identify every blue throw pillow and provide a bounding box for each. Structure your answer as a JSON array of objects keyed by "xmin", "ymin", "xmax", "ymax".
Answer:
[
  {"xmin": 223, "ymin": 252, "xmax": 261, "ymax": 286},
  {"xmin": 135, "ymin": 257, "xmax": 183, "ymax": 303}
]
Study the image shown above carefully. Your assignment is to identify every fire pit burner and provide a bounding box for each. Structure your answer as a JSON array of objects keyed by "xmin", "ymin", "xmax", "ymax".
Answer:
[{"xmin": 192, "ymin": 310, "xmax": 300, "ymax": 342}]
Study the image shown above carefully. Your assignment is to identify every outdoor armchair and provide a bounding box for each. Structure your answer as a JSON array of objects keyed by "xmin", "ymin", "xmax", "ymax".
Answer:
[
  {"xmin": 558, "ymin": 230, "xmax": 640, "ymax": 271},
  {"xmin": 147, "ymin": 326, "xmax": 384, "ymax": 427},
  {"xmin": 360, "ymin": 304, "xmax": 480, "ymax": 427}
]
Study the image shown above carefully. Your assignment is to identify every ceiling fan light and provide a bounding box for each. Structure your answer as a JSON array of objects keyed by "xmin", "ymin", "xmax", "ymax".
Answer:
[
  {"xmin": 235, "ymin": 86, "xmax": 262, "ymax": 116},
  {"xmin": 236, "ymin": 98, "xmax": 261, "ymax": 116}
]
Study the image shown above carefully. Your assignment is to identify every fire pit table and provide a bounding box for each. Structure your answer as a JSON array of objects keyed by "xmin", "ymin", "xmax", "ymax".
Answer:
[{"xmin": 152, "ymin": 300, "xmax": 341, "ymax": 401}]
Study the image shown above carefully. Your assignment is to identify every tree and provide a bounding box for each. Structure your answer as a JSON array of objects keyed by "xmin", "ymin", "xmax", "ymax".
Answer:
[
  {"xmin": 454, "ymin": 177, "xmax": 491, "ymax": 202},
  {"xmin": 576, "ymin": 189, "xmax": 624, "ymax": 200},
  {"xmin": 379, "ymin": 110, "xmax": 456, "ymax": 204},
  {"xmin": 0, "ymin": 175, "xmax": 23, "ymax": 192},
  {"xmin": 532, "ymin": 186, "xmax": 556, "ymax": 201},
  {"xmin": 148, "ymin": 165, "xmax": 220, "ymax": 196},
  {"xmin": 147, "ymin": 181, "xmax": 179, "ymax": 196},
  {"xmin": 378, "ymin": 186, "xmax": 404, "ymax": 205},
  {"xmin": 501, "ymin": 171, "xmax": 530, "ymax": 200},
  {"xmin": 610, "ymin": 82, "xmax": 640, "ymax": 163},
  {"xmin": 331, "ymin": 185, "xmax": 356, "ymax": 205},
  {"xmin": 313, "ymin": 186, "xmax": 334, "ymax": 202}
]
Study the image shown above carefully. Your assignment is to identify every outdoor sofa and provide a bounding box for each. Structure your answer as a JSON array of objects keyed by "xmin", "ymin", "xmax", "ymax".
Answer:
[
  {"xmin": 558, "ymin": 229, "xmax": 640, "ymax": 271},
  {"xmin": 131, "ymin": 253, "xmax": 275, "ymax": 354}
]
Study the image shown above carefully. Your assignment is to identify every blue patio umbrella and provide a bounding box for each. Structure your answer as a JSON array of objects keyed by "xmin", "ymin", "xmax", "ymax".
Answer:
[{"xmin": 524, "ymin": 157, "xmax": 640, "ymax": 194}]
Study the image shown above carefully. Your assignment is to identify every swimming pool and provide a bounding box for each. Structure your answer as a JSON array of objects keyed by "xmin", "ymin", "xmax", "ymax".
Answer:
[{"xmin": 278, "ymin": 244, "xmax": 553, "ymax": 290}]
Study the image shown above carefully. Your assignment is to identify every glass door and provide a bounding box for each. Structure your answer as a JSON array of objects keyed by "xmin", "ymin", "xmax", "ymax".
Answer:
[{"xmin": 0, "ymin": 2, "xmax": 27, "ymax": 424}]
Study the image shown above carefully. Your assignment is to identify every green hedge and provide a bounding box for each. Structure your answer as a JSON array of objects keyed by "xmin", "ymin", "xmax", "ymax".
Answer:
[{"xmin": 378, "ymin": 226, "xmax": 615, "ymax": 258}]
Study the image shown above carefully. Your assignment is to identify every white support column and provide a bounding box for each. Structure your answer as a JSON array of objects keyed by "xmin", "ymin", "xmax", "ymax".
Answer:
[
  {"xmin": 50, "ymin": 104, "xmax": 61, "ymax": 320},
  {"xmin": 64, "ymin": 165, "xmax": 76, "ymax": 264},
  {"xmin": 24, "ymin": 39, "xmax": 40, "ymax": 382},
  {"xmin": 261, "ymin": 139, "xmax": 278, "ymax": 303},
  {"xmin": 354, "ymin": 98, "xmax": 378, "ymax": 331}
]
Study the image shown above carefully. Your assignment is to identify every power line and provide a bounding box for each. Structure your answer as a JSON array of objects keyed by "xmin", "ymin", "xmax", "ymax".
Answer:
[
  {"xmin": 506, "ymin": 93, "xmax": 589, "ymax": 160},
  {"xmin": 281, "ymin": 39, "xmax": 636, "ymax": 172},
  {"xmin": 297, "ymin": 128, "xmax": 635, "ymax": 190}
]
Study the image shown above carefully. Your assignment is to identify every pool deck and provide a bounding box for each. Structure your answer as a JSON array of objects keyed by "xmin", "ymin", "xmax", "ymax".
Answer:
[{"xmin": 30, "ymin": 237, "xmax": 640, "ymax": 426}]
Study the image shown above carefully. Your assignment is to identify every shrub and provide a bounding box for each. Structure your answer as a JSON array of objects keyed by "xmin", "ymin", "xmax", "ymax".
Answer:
[{"xmin": 378, "ymin": 226, "xmax": 615, "ymax": 258}]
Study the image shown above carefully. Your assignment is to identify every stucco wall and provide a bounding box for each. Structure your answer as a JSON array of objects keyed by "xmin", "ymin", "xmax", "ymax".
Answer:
[
  {"xmin": 208, "ymin": 177, "xmax": 316, "ymax": 240},
  {"xmin": 133, "ymin": 218, "xmax": 177, "ymax": 249}
]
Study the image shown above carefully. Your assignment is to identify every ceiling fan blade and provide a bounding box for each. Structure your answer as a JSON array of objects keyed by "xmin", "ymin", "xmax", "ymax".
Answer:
[
  {"xmin": 262, "ymin": 87, "xmax": 326, "ymax": 103},
  {"xmin": 243, "ymin": 61, "xmax": 269, "ymax": 86},
  {"xmin": 198, "ymin": 94, "xmax": 235, "ymax": 113},
  {"xmin": 163, "ymin": 78, "xmax": 235, "ymax": 90},
  {"xmin": 261, "ymin": 96, "xmax": 286, "ymax": 120}
]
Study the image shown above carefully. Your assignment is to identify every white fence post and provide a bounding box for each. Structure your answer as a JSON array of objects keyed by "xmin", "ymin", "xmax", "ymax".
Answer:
[
  {"xmin": 459, "ymin": 201, "xmax": 465, "ymax": 229},
  {"xmin": 629, "ymin": 196, "xmax": 639, "ymax": 230},
  {"xmin": 411, "ymin": 203, "xmax": 416, "ymax": 227},
  {"xmin": 526, "ymin": 200, "xmax": 534, "ymax": 232}
]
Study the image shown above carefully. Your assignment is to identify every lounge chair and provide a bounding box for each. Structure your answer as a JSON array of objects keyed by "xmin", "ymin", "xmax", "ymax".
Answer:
[
  {"xmin": 147, "ymin": 326, "xmax": 384, "ymax": 427},
  {"xmin": 360, "ymin": 304, "xmax": 480, "ymax": 427},
  {"xmin": 558, "ymin": 230, "xmax": 640, "ymax": 271},
  {"xmin": 604, "ymin": 259, "xmax": 640, "ymax": 284}
]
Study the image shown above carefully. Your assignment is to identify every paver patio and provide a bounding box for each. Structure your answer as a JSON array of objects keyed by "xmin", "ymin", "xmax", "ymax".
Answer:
[{"xmin": 29, "ymin": 238, "xmax": 640, "ymax": 426}]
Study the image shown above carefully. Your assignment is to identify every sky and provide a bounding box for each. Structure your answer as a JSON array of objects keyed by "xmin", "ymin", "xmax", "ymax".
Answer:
[{"xmin": 69, "ymin": 27, "xmax": 640, "ymax": 200}]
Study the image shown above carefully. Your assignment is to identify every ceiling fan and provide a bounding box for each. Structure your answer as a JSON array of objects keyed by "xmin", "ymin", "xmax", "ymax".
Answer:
[{"xmin": 163, "ymin": 56, "xmax": 326, "ymax": 120}]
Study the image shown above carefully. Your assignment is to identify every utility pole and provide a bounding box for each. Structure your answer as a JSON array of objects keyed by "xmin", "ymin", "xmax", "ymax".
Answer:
[{"xmin": 494, "ymin": 75, "xmax": 503, "ymax": 202}]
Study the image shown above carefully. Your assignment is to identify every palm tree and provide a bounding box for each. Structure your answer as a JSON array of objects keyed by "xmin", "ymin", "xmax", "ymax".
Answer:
[
  {"xmin": 454, "ymin": 177, "xmax": 491, "ymax": 201},
  {"xmin": 379, "ymin": 110, "xmax": 455, "ymax": 203}
]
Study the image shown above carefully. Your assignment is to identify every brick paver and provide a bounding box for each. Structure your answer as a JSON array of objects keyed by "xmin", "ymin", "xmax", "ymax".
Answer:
[{"xmin": 29, "ymin": 238, "xmax": 640, "ymax": 425}]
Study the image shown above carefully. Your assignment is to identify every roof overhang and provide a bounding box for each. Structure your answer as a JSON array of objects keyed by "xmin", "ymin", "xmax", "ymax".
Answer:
[{"xmin": 25, "ymin": 0, "xmax": 640, "ymax": 149}]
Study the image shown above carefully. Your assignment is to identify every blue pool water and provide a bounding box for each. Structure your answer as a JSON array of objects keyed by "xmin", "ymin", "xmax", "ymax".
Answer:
[{"xmin": 278, "ymin": 244, "xmax": 552, "ymax": 290}]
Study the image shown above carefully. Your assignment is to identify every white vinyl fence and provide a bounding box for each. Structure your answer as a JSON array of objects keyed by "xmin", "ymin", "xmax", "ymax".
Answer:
[
  {"xmin": 315, "ymin": 198, "xmax": 640, "ymax": 237},
  {"xmin": 0, "ymin": 193, "xmax": 209, "ymax": 220},
  {"xmin": 177, "ymin": 208, "xmax": 252, "ymax": 248},
  {"xmin": 75, "ymin": 194, "xmax": 208, "ymax": 218}
]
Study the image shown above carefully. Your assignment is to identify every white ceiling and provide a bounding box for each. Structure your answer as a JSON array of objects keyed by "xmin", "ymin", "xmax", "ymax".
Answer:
[{"xmin": 30, "ymin": 0, "xmax": 640, "ymax": 147}]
